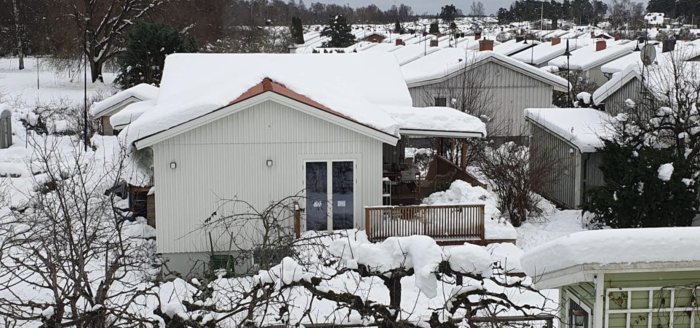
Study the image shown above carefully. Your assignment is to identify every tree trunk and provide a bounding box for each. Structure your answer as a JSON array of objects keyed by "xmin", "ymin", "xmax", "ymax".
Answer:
[
  {"xmin": 90, "ymin": 60, "xmax": 104, "ymax": 83},
  {"xmin": 11, "ymin": 0, "xmax": 24, "ymax": 70}
]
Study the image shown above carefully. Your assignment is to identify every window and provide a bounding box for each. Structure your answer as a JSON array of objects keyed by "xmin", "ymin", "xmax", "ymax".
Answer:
[
  {"xmin": 434, "ymin": 97, "xmax": 447, "ymax": 107},
  {"xmin": 605, "ymin": 286, "xmax": 700, "ymax": 328},
  {"xmin": 569, "ymin": 299, "xmax": 590, "ymax": 328}
]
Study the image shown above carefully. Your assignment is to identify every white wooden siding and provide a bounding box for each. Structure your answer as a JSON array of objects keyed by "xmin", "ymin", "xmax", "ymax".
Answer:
[
  {"xmin": 603, "ymin": 77, "xmax": 643, "ymax": 116},
  {"xmin": 408, "ymin": 61, "xmax": 555, "ymax": 137},
  {"xmin": 152, "ymin": 100, "xmax": 383, "ymax": 254}
]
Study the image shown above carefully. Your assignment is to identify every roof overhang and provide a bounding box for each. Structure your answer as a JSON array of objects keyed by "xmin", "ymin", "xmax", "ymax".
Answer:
[
  {"xmin": 531, "ymin": 261, "xmax": 700, "ymax": 290},
  {"xmin": 91, "ymin": 96, "xmax": 143, "ymax": 118},
  {"xmin": 133, "ymin": 91, "xmax": 399, "ymax": 150},
  {"xmin": 399, "ymin": 128, "xmax": 484, "ymax": 138},
  {"xmin": 406, "ymin": 55, "xmax": 569, "ymax": 92}
]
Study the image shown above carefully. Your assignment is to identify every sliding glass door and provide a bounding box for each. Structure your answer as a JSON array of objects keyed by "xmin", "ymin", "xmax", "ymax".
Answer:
[{"xmin": 305, "ymin": 161, "xmax": 355, "ymax": 231}]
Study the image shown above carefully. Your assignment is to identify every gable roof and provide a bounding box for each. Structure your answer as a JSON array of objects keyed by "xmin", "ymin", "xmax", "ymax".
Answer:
[
  {"xmin": 90, "ymin": 83, "xmax": 159, "ymax": 118},
  {"xmin": 592, "ymin": 64, "xmax": 642, "ymax": 105},
  {"xmin": 126, "ymin": 53, "xmax": 487, "ymax": 148},
  {"xmin": 401, "ymin": 48, "xmax": 569, "ymax": 91}
]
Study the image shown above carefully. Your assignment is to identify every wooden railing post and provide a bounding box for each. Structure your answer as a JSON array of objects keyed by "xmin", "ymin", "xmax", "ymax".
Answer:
[
  {"xmin": 479, "ymin": 204, "xmax": 485, "ymax": 242},
  {"xmin": 364, "ymin": 207, "xmax": 371, "ymax": 240},
  {"xmin": 293, "ymin": 202, "xmax": 303, "ymax": 238}
]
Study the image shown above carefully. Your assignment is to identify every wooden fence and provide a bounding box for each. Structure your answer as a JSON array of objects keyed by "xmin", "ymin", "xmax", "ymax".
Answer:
[{"xmin": 364, "ymin": 204, "xmax": 485, "ymax": 244}]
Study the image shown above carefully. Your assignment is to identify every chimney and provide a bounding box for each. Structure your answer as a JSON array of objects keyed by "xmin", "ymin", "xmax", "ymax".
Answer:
[
  {"xmin": 395, "ymin": 38, "xmax": 404, "ymax": 46},
  {"xmin": 590, "ymin": 31, "xmax": 595, "ymax": 38},
  {"xmin": 515, "ymin": 36, "xmax": 524, "ymax": 42},
  {"xmin": 552, "ymin": 37, "xmax": 561, "ymax": 45},
  {"xmin": 430, "ymin": 39, "xmax": 439, "ymax": 47},
  {"xmin": 662, "ymin": 39, "xmax": 676, "ymax": 53},
  {"xmin": 613, "ymin": 32, "xmax": 621, "ymax": 41},
  {"xmin": 479, "ymin": 39, "xmax": 494, "ymax": 51},
  {"xmin": 596, "ymin": 40, "xmax": 606, "ymax": 51},
  {"xmin": 475, "ymin": 32, "xmax": 482, "ymax": 40}
]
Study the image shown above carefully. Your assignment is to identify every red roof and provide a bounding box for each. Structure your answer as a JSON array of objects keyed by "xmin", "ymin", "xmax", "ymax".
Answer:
[{"xmin": 229, "ymin": 78, "xmax": 395, "ymax": 138}]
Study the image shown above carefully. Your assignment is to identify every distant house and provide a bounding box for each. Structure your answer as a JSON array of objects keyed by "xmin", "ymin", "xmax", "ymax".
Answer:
[
  {"xmin": 525, "ymin": 107, "xmax": 613, "ymax": 209},
  {"xmin": 123, "ymin": 53, "xmax": 487, "ymax": 274},
  {"xmin": 363, "ymin": 33, "xmax": 386, "ymax": 43},
  {"xmin": 645, "ymin": 12, "xmax": 666, "ymax": 26},
  {"xmin": 522, "ymin": 227, "xmax": 700, "ymax": 328},
  {"xmin": 402, "ymin": 46, "xmax": 569, "ymax": 139},
  {"xmin": 90, "ymin": 84, "xmax": 158, "ymax": 136},
  {"xmin": 593, "ymin": 48, "xmax": 700, "ymax": 116},
  {"xmin": 548, "ymin": 39, "xmax": 637, "ymax": 86}
]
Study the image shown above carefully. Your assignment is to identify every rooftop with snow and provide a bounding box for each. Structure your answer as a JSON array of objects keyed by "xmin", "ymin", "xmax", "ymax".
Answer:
[
  {"xmin": 525, "ymin": 107, "xmax": 614, "ymax": 153},
  {"xmin": 122, "ymin": 53, "xmax": 486, "ymax": 147},
  {"xmin": 521, "ymin": 227, "xmax": 700, "ymax": 289}
]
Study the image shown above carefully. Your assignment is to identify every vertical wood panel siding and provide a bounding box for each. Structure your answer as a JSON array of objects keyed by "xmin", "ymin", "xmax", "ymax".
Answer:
[
  {"xmin": 409, "ymin": 61, "xmax": 555, "ymax": 137},
  {"xmin": 530, "ymin": 123, "xmax": 579, "ymax": 208},
  {"xmin": 153, "ymin": 100, "xmax": 383, "ymax": 254},
  {"xmin": 603, "ymin": 78, "xmax": 643, "ymax": 116}
]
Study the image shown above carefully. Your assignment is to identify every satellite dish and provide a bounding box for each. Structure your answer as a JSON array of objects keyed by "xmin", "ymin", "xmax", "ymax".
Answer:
[{"xmin": 641, "ymin": 44, "xmax": 656, "ymax": 66}]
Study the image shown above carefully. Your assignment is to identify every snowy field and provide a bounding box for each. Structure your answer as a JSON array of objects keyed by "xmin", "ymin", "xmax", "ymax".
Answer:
[{"xmin": 0, "ymin": 57, "xmax": 586, "ymax": 326}]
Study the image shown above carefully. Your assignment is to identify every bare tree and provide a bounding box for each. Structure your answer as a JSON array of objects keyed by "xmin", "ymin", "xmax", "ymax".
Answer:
[
  {"xmin": 11, "ymin": 0, "xmax": 24, "ymax": 70},
  {"xmin": 64, "ymin": 0, "xmax": 165, "ymax": 82},
  {"xmin": 0, "ymin": 136, "xmax": 158, "ymax": 326},
  {"xmin": 470, "ymin": 1, "xmax": 485, "ymax": 17}
]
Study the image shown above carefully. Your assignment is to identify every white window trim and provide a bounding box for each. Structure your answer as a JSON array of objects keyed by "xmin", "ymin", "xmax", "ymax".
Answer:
[
  {"xmin": 302, "ymin": 159, "xmax": 358, "ymax": 232},
  {"xmin": 604, "ymin": 286, "xmax": 700, "ymax": 328},
  {"xmin": 567, "ymin": 292, "xmax": 593, "ymax": 328}
]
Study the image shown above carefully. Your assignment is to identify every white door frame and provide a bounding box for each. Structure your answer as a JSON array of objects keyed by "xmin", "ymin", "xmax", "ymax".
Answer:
[{"xmin": 302, "ymin": 159, "xmax": 358, "ymax": 231}]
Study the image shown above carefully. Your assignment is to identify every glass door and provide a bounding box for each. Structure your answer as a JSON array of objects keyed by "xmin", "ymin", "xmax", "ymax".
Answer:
[
  {"xmin": 305, "ymin": 162, "xmax": 328, "ymax": 231},
  {"xmin": 305, "ymin": 161, "xmax": 355, "ymax": 231}
]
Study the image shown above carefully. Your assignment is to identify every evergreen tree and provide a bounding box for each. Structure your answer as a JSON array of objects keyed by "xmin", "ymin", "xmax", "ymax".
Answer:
[
  {"xmin": 115, "ymin": 23, "xmax": 196, "ymax": 89},
  {"xmin": 439, "ymin": 4, "xmax": 459, "ymax": 22},
  {"xmin": 291, "ymin": 16, "xmax": 305, "ymax": 44},
  {"xmin": 584, "ymin": 138, "xmax": 697, "ymax": 228},
  {"xmin": 320, "ymin": 15, "xmax": 356, "ymax": 48},
  {"xmin": 394, "ymin": 19, "xmax": 402, "ymax": 33},
  {"xmin": 429, "ymin": 21, "xmax": 440, "ymax": 35}
]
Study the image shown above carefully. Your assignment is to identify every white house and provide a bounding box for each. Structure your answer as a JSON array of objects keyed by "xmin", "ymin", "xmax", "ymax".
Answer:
[
  {"xmin": 548, "ymin": 39, "xmax": 637, "ymax": 86},
  {"xmin": 122, "ymin": 53, "xmax": 486, "ymax": 274},
  {"xmin": 90, "ymin": 83, "xmax": 158, "ymax": 135},
  {"xmin": 512, "ymin": 37, "xmax": 591, "ymax": 67}
]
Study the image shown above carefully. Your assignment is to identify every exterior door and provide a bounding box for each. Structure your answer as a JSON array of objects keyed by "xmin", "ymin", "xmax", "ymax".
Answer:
[{"xmin": 305, "ymin": 161, "xmax": 355, "ymax": 231}]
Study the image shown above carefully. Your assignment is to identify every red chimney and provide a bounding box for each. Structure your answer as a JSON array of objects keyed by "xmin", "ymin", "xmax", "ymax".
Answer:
[
  {"xmin": 551, "ymin": 37, "xmax": 561, "ymax": 45},
  {"xmin": 613, "ymin": 32, "xmax": 621, "ymax": 41},
  {"xmin": 430, "ymin": 39, "xmax": 439, "ymax": 47},
  {"xmin": 596, "ymin": 40, "xmax": 607, "ymax": 51},
  {"xmin": 475, "ymin": 32, "xmax": 482, "ymax": 40},
  {"xmin": 479, "ymin": 39, "xmax": 494, "ymax": 51},
  {"xmin": 395, "ymin": 38, "xmax": 404, "ymax": 46}
]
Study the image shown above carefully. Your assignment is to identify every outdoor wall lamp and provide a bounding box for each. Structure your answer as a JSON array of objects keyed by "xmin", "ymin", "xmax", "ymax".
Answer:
[
  {"xmin": 170, "ymin": 161, "xmax": 177, "ymax": 169},
  {"xmin": 266, "ymin": 159, "xmax": 273, "ymax": 167}
]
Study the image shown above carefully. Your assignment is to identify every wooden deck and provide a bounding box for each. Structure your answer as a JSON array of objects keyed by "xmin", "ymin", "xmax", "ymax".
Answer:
[{"xmin": 364, "ymin": 204, "xmax": 487, "ymax": 245}]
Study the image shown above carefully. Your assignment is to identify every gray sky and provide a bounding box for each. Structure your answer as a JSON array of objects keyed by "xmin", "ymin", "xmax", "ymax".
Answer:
[{"xmin": 310, "ymin": 0, "xmax": 648, "ymax": 16}]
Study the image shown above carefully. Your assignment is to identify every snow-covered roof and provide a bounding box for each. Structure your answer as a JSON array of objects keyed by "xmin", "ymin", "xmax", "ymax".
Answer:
[
  {"xmin": 125, "ymin": 53, "xmax": 486, "ymax": 147},
  {"xmin": 391, "ymin": 43, "xmax": 442, "ymax": 65},
  {"xmin": 511, "ymin": 38, "xmax": 591, "ymax": 66},
  {"xmin": 525, "ymin": 107, "xmax": 614, "ymax": 152},
  {"xmin": 110, "ymin": 100, "xmax": 154, "ymax": 130},
  {"xmin": 521, "ymin": 227, "xmax": 700, "ymax": 289},
  {"xmin": 90, "ymin": 83, "xmax": 158, "ymax": 118},
  {"xmin": 401, "ymin": 48, "xmax": 569, "ymax": 91},
  {"xmin": 382, "ymin": 106, "xmax": 486, "ymax": 137},
  {"xmin": 493, "ymin": 39, "xmax": 538, "ymax": 56},
  {"xmin": 548, "ymin": 39, "xmax": 637, "ymax": 71},
  {"xmin": 592, "ymin": 64, "xmax": 641, "ymax": 105}
]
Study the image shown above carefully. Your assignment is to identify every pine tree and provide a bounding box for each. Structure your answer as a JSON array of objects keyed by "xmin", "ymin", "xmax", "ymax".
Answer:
[
  {"xmin": 394, "ymin": 19, "xmax": 402, "ymax": 34},
  {"xmin": 291, "ymin": 16, "xmax": 305, "ymax": 44},
  {"xmin": 115, "ymin": 23, "xmax": 196, "ymax": 89},
  {"xmin": 320, "ymin": 15, "xmax": 356, "ymax": 48},
  {"xmin": 429, "ymin": 21, "xmax": 440, "ymax": 35}
]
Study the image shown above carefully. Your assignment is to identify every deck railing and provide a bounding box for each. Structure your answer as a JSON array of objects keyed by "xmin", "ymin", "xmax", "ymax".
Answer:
[{"xmin": 364, "ymin": 204, "xmax": 485, "ymax": 243}]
